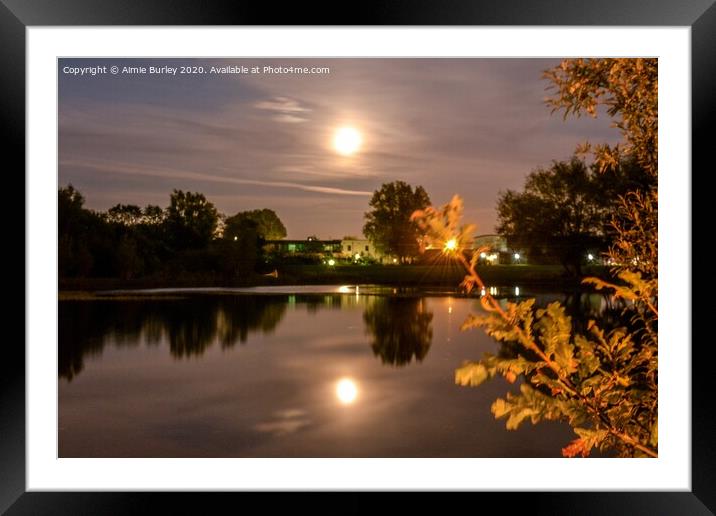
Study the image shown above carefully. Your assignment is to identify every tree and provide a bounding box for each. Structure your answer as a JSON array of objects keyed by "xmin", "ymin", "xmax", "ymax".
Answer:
[
  {"xmin": 225, "ymin": 208, "xmax": 287, "ymax": 241},
  {"xmin": 115, "ymin": 234, "xmax": 141, "ymax": 280},
  {"xmin": 496, "ymin": 156, "xmax": 650, "ymax": 275},
  {"xmin": 165, "ymin": 189, "xmax": 219, "ymax": 250},
  {"xmin": 105, "ymin": 204, "xmax": 143, "ymax": 226},
  {"xmin": 222, "ymin": 217, "xmax": 259, "ymax": 278},
  {"xmin": 412, "ymin": 58, "xmax": 658, "ymax": 458},
  {"xmin": 58, "ymin": 185, "xmax": 102, "ymax": 277},
  {"xmin": 544, "ymin": 58, "xmax": 657, "ymax": 177},
  {"xmin": 363, "ymin": 296, "xmax": 433, "ymax": 366},
  {"xmin": 142, "ymin": 205, "xmax": 166, "ymax": 225},
  {"xmin": 545, "ymin": 58, "xmax": 658, "ymax": 279},
  {"xmin": 58, "ymin": 184, "xmax": 86, "ymax": 235},
  {"xmin": 363, "ymin": 181, "xmax": 431, "ymax": 263}
]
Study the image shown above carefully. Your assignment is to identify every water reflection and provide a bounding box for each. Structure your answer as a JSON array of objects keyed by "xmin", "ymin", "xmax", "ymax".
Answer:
[
  {"xmin": 362, "ymin": 296, "xmax": 434, "ymax": 367},
  {"xmin": 59, "ymin": 289, "xmax": 617, "ymax": 382},
  {"xmin": 58, "ymin": 288, "xmax": 624, "ymax": 458},
  {"xmin": 59, "ymin": 296, "xmax": 288, "ymax": 381},
  {"xmin": 336, "ymin": 377, "xmax": 359, "ymax": 405}
]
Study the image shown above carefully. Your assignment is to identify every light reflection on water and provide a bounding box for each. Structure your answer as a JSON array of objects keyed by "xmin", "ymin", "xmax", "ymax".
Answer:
[
  {"xmin": 336, "ymin": 377, "xmax": 359, "ymax": 405},
  {"xmin": 58, "ymin": 288, "xmax": 614, "ymax": 458}
]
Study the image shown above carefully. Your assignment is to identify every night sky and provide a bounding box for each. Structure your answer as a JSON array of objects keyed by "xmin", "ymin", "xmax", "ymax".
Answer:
[{"xmin": 59, "ymin": 58, "xmax": 617, "ymax": 239}]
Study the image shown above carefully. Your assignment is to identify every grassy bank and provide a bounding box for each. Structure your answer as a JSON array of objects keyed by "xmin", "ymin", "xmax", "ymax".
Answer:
[{"xmin": 59, "ymin": 264, "xmax": 612, "ymax": 292}]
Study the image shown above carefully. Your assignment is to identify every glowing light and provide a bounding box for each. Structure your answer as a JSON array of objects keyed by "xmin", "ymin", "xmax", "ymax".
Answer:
[
  {"xmin": 480, "ymin": 252, "xmax": 486, "ymax": 259},
  {"xmin": 448, "ymin": 306, "xmax": 453, "ymax": 314},
  {"xmin": 233, "ymin": 236, "xmax": 238, "ymax": 241},
  {"xmin": 514, "ymin": 253, "xmax": 520, "ymax": 260},
  {"xmin": 480, "ymin": 288, "xmax": 486, "ymax": 297},
  {"xmin": 338, "ymin": 285, "xmax": 351, "ymax": 293},
  {"xmin": 393, "ymin": 258, "xmax": 398, "ymax": 264},
  {"xmin": 587, "ymin": 254, "xmax": 594, "ymax": 261},
  {"xmin": 336, "ymin": 378, "xmax": 358, "ymax": 405},
  {"xmin": 354, "ymin": 253, "xmax": 361, "ymax": 260},
  {"xmin": 444, "ymin": 238, "xmax": 458, "ymax": 252},
  {"xmin": 333, "ymin": 127, "xmax": 362, "ymax": 156},
  {"xmin": 328, "ymin": 259, "xmax": 335, "ymax": 266},
  {"xmin": 515, "ymin": 286, "xmax": 520, "ymax": 296}
]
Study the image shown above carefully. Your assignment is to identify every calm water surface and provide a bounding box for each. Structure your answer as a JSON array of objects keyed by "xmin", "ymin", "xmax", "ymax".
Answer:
[{"xmin": 59, "ymin": 286, "xmax": 608, "ymax": 457}]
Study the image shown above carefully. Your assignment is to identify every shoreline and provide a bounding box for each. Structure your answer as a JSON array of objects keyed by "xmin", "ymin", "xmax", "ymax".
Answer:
[{"xmin": 58, "ymin": 264, "xmax": 612, "ymax": 299}]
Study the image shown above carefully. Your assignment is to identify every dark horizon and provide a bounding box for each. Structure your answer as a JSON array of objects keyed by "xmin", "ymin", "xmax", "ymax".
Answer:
[{"xmin": 59, "ymin": 58, "xmax": 617, "ymax": 239}]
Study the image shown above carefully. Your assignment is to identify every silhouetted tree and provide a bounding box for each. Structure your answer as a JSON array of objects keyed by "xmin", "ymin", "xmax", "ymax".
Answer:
[
  {"xmin": 58, "ymin": 185, "xmax": 104, "ymax": 276},
  {"xmin": 363, "ymin": 296, "xmax": 433, "ymax": 366},
  {"xmin": 165, "ymin": 189, "xmax": 219, "ymax": 250},
  {"xmin": 225, "ymin": 208, "xmax": 286, "ymax": 240},
  {"xmin": 219, "ymin": 216, "xmax": 260, "ymax": 278},
  {"xmin": 57, "ymin": 185, "xmax": 271, "ymax": 281},
  {"xmin": 142, "ymin": 204, "xmax": 166, "ymax": 225},
  {"xmin": 363, "ymin": 181, "xmax": 431, "ymax": 263},
  {"xmin": 495, "ymin": 156, "xmax": 651, "ymax": 276},
  {"xmin": 105, "ymin": 204, "xmax": 143, "ymax": 225}
]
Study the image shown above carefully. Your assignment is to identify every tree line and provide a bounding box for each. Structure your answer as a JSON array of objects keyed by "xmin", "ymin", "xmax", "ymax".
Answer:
[
  {"xmin": 362, "ymin": 156, "xmax": 652, "ymax": 275},
  {"xmin": 59, "ymin": 186, "xmax": 286, "ymax": 281},
  {"xmin": 60, "ymin": 157, "xmax": 648, "ymax": 283}
]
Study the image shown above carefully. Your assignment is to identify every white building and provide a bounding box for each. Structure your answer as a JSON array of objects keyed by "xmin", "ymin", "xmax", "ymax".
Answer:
[{"xmin": 340, "ymin": 238, "xmax": 384, "ymax": 261}]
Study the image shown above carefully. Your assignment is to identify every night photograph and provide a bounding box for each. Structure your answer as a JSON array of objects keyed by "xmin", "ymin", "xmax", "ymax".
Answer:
[{"xmin": 57, "ymin": 57, "xmax": 658, "ymax": 459}]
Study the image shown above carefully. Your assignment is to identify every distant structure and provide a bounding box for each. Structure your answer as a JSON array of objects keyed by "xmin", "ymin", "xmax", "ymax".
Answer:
[
  {"xmin": 473, "ymin": 234, "xmax": 508, "ymax": 253},
  {"xmin": 263, "ymin": 237, "xmax": 390, "ymax": 263},
  {"xmin": 263, "ymin": 234, "xmax": 524, "ymax": 264},
  {"xmin": 340, "ymin": 238, "xmax": 383, "ymax": 261},
  {"xmin": 263, "ymin": 238, "xmax": 341, "ymax": 255},
  {"xmin": 472, "ymin": 234, "xmax": 523, "ymax": 264}
]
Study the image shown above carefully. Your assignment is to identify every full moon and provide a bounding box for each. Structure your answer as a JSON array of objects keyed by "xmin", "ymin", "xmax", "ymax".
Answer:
[
  {"xmin": 336, "ymin": 377, "xmax": 358, "ymax": 405},
  {"xmin": 333, "ymin": 127, "xmax": 362, "ymax": 156}
]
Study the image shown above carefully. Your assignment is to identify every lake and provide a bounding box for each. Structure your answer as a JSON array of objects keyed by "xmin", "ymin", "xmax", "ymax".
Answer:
[{"xmin": 58, "ymin": 285, "xmax": 610, "ymax": 457}]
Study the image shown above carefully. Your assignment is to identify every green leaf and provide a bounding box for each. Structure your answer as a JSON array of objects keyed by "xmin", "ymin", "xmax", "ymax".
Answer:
[{"xmin": 455, "ymin": 362, "xmax": 492, "ymax": 386}]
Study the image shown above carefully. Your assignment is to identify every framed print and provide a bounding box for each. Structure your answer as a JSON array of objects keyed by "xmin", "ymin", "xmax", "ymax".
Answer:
[{"xmin": 3, "ymin": 0, "xmax": 712, "ymax": 513}]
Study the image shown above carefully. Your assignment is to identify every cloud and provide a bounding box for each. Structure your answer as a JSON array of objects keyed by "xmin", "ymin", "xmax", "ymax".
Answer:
[
  {"xmin": 273, "ymin": 114, "xmax": 310, "ymax": 124},
  {"xmin": 254, "ymin": 408, "xmax": 311, "ymax": 436},
  {"xmin": 59, "ymin": 58, "xmax": 619, "ymax": 237},
  {"xmin": 60, "ymin": 158, "xmax": 372, "ymax": 197},
  {"xmin": 254, "ymin": 96, "xmax": 311, "ymax": 123}
]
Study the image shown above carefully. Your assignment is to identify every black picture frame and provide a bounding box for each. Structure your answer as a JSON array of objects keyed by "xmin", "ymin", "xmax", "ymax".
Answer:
[{"xmin": 3, "ymin": 1, "xmax": 710, "ymax": 514}]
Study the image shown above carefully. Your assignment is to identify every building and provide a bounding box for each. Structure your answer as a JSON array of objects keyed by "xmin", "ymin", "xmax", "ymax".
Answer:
[
  {"xmin": 473, "ymin": 234, "xmax": 508, "ymax": 253},
  {"xmin": 339, "ymin": 238, "xmax": 384, "ymax": 261},
  {"xmin": 473, "ymin": 234, "xmax": 523, "ymax": 264},
  {"xmin": 263, "ymin": 236, "xmax": 390, "ymax": 263},
  {"xmin": 263, "ymin": 239, "xmax": 341, "ymax": 256}
]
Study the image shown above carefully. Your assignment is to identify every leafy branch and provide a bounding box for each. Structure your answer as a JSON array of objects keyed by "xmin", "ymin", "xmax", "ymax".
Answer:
[{"xmin": 412, "ymin": 196, "xmax": 658, "ymax": 458}]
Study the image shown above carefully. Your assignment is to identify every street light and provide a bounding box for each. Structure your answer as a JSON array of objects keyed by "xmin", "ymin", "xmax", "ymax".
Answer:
[
  {"xmin": 514, "ymin": 253, "xmax": 520, "ymax": 260},
  {"xmin": 444, "ymin": 238, "xmax": 458, "ymax": 252}
]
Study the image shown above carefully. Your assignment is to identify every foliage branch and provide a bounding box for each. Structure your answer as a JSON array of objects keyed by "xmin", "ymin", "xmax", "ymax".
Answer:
[{"xmin": 411, "ymin": 58, "xmax": 658, "ymax": 458}]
